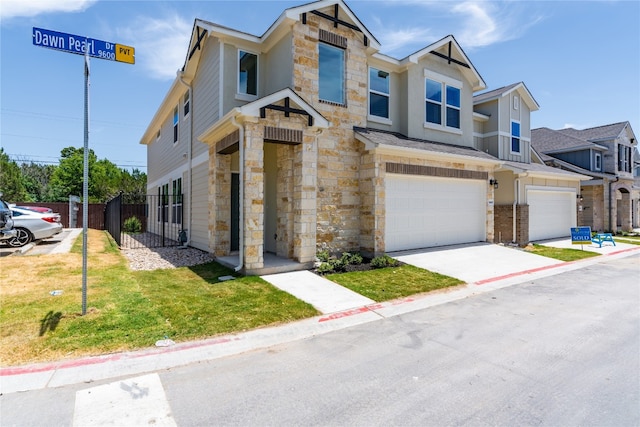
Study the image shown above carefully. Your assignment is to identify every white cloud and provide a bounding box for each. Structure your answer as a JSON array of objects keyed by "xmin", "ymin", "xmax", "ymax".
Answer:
[
  {"xmin": 371, "ymin": 1, "xmax": 544, "ymax": 55},
  {"xmin": 0, "ymin": 0, "xmax": 96, "ymax": 19},
  {"xmin": 117, "ymin": 13, "xmax": 192, "ymax": 81}
]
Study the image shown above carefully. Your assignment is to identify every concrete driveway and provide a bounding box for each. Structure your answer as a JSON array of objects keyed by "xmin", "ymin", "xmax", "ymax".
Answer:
[{"xmin": 390, "ymin": 242, "xmax": 564, "ymax": 284}]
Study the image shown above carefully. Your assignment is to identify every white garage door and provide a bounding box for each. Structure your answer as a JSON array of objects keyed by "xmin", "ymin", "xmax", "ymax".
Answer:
[
  {"xmin": 528, "ymin": 190, "xmax": 576, "ymax": 241},
  {"xmin": 385, "ymin": 174, "xmax": 486, "ymax": 252}
]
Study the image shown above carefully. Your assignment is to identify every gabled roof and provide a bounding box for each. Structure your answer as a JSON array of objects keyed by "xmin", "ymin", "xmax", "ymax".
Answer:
[
  {"xmin": 531, "ymin": 127, "xmax": 608, "ymax": 154},
  {"xmin": 199, "ymin": 88, "xmax": 329, "ymax": 144},
  {"xmin": 557, "ymin": 121, "xmax": 635, "ymax": 143},
  {"xmin": 402, "ymin": 35, "xmax": 486, "ymax": 91},
  {"xmin": 354, "ymin": 127, "xmax": 500, "ymax": 165},
  {"xmin": 473, "ymin": 81, "xmax": 539, "ymax": 111}
]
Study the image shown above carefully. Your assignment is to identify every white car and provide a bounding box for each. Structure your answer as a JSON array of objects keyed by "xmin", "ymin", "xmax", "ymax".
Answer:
[{"xmin": 7, "ymin": 206, "xmax": 63, "ymax": 247}]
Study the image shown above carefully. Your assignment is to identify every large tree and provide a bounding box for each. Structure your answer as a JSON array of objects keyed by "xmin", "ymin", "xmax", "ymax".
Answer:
[
  {"xmin": 20, "ymin": 162, "xmax": 56, "ymax": 202},
  {"xmin": 0, "ymin": 148, "xmax": 28, "ymax": 202}
]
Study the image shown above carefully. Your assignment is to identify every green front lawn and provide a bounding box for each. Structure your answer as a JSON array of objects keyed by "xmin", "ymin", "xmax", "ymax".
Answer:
[
  {"xmin": 0, "ymin": 230, "xmax": 318, "ymax": 366},
  {"xmin": 327, "ymin": 264, "xmax": 463, "ymax": 302},
  {"xmin": 524, "ymin": 244, "xmax": 600, "ymax": 262}
]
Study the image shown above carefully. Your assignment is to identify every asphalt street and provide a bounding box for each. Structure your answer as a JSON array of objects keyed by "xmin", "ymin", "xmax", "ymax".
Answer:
[{"xmin": 2, "ymin": 254, "xmax": 638, "ymax": 426}]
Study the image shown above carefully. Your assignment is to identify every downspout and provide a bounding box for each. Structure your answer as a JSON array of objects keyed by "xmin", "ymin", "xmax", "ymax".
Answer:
[
  {"xmin": 177, "ymin": 70, "xmax": 193, "ymax": 246},
  {"xmin": 608, "ymin": 177, "xmax": 619, "ymax": 232},
  {"xmin": 230, "ymin": 116, "xmax": 244, "ymax": 272}
]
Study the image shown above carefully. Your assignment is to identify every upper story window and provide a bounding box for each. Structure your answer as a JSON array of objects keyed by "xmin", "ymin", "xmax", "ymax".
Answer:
[
  {"xmin": 425, "ymin": 74, "xmax": 461, "ymax": 130},
  {"xmin": 595, "ymin": 152, "xmax": 602, "ymax": 171},
  {"xmin": 618, "ymin": 145, "xmax": 632, "ymax": 173},
  {"xmin": 173, "ymin": 106, "xmax": 179, "ymax": 143},
  {"xmin": 183, "ymin": 91, "xmax": 190, "ymax": 117},
  {"xmin": 238, "ymin": 50, "xmax": 257, "ymax": 97},
  {"xmin": 511, "ymin": 121, "xmax": 521, "ymax": 154},
  {"xmin": 319, "ymin": 43, "xmax": 344, "ymax": 104},
  {"xmin": 369, "ymin": 67, "xmax": 389, "ymax": 119}
]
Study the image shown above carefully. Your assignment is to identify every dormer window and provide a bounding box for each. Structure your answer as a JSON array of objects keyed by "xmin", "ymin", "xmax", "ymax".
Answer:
[
  {"xmin": 595, "ymin": 152, "xmax": 602, "ymax": 171},
  {"xmin": 238, "ymin": 50, "xmax": 257, "ymax": 97},
  {"xmin": 511, "ymin": 121, "xmax": 521, "ymax": 154}
]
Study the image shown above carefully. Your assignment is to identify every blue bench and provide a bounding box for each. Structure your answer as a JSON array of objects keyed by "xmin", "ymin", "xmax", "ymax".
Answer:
[{"xmin": 592, "ymin": 233, "xmax": 616, "ymax": 248}]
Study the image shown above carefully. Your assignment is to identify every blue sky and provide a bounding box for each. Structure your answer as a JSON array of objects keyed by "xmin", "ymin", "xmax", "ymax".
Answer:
[{"xmin": 1, "ymin": 0, "xmax": 638, "ymax": 172}]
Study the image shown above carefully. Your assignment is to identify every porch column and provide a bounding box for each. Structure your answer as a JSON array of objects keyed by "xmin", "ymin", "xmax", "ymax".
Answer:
[
  {"xmin": 243, "ymin": 120, "xmax": 264, "ymax": 271},
  {"xmin": 293, "ymin": 131, "xmax": 318, "ymax": 263}
]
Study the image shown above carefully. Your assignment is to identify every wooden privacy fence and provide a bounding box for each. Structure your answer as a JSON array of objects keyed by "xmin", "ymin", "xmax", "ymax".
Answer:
[{"xmin": 15, "ymin": 202, "xmax": 104, "ymax": 229}]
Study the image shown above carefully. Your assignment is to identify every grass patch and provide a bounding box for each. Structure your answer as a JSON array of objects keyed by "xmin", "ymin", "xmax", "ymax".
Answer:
[
  {"xmin": 524, "ymin": 244, "xmax": 600, "ymax": 262},
  {"xmin": 0, "ymin": 229, "xmax": 318, "ymax": 366},
  {"xmin": 614, "ymin": 235, "xmax": 640, "ymax": 245},
  {"xmin": 326, "ymin": 264, "xmax": 463, "ymax": 302}
]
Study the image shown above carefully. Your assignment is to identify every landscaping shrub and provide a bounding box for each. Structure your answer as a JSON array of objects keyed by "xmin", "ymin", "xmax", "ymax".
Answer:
[
  {"xmin": 123, "ymin": 216, "xmax": 142, "ymax": 234},
  {"xmin": 371, "ymin": 254, "xmax": 400, "ymax": 269}
]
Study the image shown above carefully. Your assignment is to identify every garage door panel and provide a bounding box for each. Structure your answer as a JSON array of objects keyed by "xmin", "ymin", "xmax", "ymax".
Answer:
[
  {"xmin": 385, "ymin": 174, "xmax": 486, "ymax": 252},
  {"xmin": 528, "ymin": 190, "xmax": 576, "ymax": 241}
]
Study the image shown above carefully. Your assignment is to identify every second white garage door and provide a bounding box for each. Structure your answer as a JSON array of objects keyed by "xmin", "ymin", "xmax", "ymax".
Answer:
[
  {"xmin": 528, "ymin": 189, "xmax": 576, "ymax": 241},
  {"xmin": 385, "ymin": 174, "xmax": 486, "ymax": 252}
]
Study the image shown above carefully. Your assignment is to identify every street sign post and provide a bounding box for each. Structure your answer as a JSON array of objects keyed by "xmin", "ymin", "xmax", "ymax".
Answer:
[{"xmin": 33, "ymin": 27, "xmax": 134, "ymax": 315}]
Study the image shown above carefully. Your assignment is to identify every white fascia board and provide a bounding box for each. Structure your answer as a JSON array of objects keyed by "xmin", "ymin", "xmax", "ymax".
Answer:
[
  {"xmin": 355, "ymin": 136, "xmax": 502, "ymax": 167},
  {"xmin": 473, "ymin": 112, "xmax": 490, "ymax": 122},
  {"xmin": 502, "ymin": 163, "xmax": 591, "ymax": 181},
  {"xmin": 499, "ymin": 82, "xmax": 540, "ymax": 111},
  {"xmin": 198, "ymin": 108, "xmax": 242, "ymax": 145},
  {"xmin": 239, "ymin": 88, "xmax": 330, "ymax": 128},
  {"xmin": 140, "ymin": 78, "xmax": 182, "ymax": 145}
]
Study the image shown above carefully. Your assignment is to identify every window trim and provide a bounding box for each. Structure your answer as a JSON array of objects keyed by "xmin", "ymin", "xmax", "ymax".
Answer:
[
  {"xmin": 513, "ymin": 95, "xmax": 519, "ymax": 110},
  {"xmin": 510, "ymin": 120, "xmax": 521, "ymax": 155},
  {"xmin": 318, "ymin": 42, "xmax": 345, "ymax": 105},
  {"xmin": 368, "ymin": 67, "xmax": 391, "ymax": 122},
  {"xmin": 172, "ymin": 178, "xmax": 183, "ymax": 225},
  {"xmin": 423, "ymin": 70, "xmax": 462, "ymax": 133},
  {"xmin": 237, "ymin": 49, "xmax": 258, "ymax": 100},
  {"xmin": 594, "ymin": 152, "xmax": 602, "ymax": 171}
]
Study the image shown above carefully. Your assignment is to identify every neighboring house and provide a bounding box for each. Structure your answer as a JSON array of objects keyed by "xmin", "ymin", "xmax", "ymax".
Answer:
[
  {"xmin": 473, "ymin": 83, "xmax": 588, "ymax": 243},
  {"xmin": 531, "ymin": 122, "xmax": 638, "ymax": 232},
  {"xmin": 140, "ymin": 0, "xmax": 587, "ymax": 275}
]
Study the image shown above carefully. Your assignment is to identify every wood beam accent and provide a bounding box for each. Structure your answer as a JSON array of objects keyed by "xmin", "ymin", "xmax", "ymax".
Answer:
[
  {"xmin": 260, "ymin": 97, "xmax": 314, "ymax": 126},
  {"xmin": 188, "ymin": 27, "xmax": 208, "ymax": 61},
  {"xmin": 429, "ymin": 41, "xmax": 470, "ymax": 69},
  {"xmin": 306, "ymin": 6, "xmax": 368, "ymax": 46}
]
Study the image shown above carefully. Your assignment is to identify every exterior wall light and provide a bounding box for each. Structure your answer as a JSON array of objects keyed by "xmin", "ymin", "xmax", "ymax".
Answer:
[
  {"xmin": 489, "ymin": 179, "xmax": 499, "ymax": 189},
  {"xmin": 577, "ymin": 194, "xmax": 583, "ymax": 202}
]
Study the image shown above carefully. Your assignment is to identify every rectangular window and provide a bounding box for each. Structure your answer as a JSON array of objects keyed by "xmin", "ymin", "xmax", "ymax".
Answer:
[
  {"xmin": 172, "ymin": 178, "xmax": 182, "ymax": 224},
  {"xmin": 173, "ymin": 106, "xmax": 179, "ymax": 143},
  {"xmin": 595, "ymin": 152, "xmax": 602, "ymax": 171},
  {"xmin": 369, "ymin": 68, "xmax": 389, "ymax": 119},
  {"xmin": 183, "ymin": 91, "xmax": 190, "ymax": 117},
  {"xmin": 511, "ymin": 121, "xmax": 521, "ymax": 154},
  {"xmin": 319, "ymin": 43, "xmax": 344, "ymax": 104},
  {"xmin": 158, "ymin": 184, "xmax": 169, "ymax": 223},
  {"xmin": 446, "ymin": 85, "xmax": 460, "ymax": 129},
  {"xmin": 425, "ymin": 78, "xmax": 460, "ymax": 129},
  {"xmin": 425, "ymin": 79, "xmax": 442, "ymax": 125},
  {"xmin": 238, "ymin": 50, "xmax": 257, "ymax": 96}
]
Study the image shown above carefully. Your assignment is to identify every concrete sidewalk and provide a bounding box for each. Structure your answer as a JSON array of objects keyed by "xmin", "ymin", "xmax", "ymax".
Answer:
[{"xmin": 261, "ymin": 270, "xmax": 375, "ymax": 314}]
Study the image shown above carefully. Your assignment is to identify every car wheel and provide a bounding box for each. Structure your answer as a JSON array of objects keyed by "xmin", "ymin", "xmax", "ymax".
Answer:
[{"xmin": 8, "ymin": 228, "xmax": 32, "ymax": 247}]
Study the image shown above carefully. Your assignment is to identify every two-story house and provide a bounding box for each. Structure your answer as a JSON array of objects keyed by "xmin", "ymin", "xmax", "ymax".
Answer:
[
  {"xmin": 139, "ymin": 0, "xmax": 587, "ymax": 275},
  {"xmin": 531, "ymin": 122, "xmax": 638, "ymax": 231}
]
